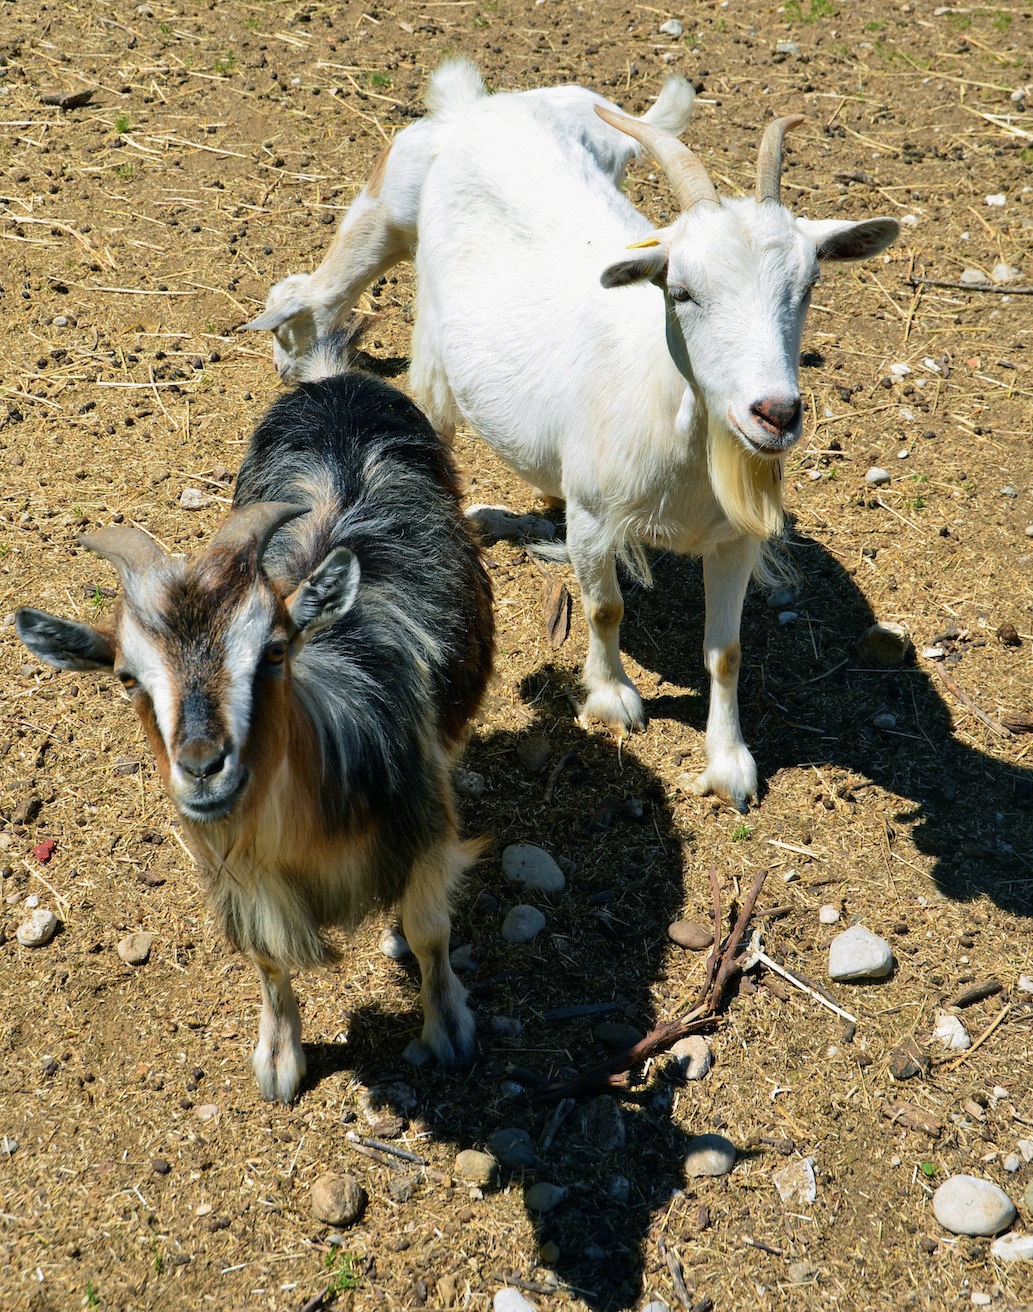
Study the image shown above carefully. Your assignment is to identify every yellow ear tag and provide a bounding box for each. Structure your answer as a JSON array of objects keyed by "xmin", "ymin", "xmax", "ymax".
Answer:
[{"xmin": 625, "ymin": 237, "xmax": 660, "ymax": 249}]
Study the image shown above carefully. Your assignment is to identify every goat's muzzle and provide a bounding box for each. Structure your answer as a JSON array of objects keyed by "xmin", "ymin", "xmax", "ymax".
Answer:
[
  {"xmin": 174, "ymin": 739, "xmax": 249, "ymax": 823},
  {"xmin": 750, "ymin": 395, "xmax": 802, "ymax": 443}
]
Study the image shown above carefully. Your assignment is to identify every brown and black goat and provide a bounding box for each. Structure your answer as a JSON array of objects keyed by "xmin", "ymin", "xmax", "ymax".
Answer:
[{"xmin": 16, "ymin": 337, "xmax": 494, "ymax": 1102}]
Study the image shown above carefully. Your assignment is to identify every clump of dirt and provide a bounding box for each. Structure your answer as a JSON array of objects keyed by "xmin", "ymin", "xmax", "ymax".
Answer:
[{"xmin": 0, "ymin": 2, "xmax": 1031, "ymax": 1311}]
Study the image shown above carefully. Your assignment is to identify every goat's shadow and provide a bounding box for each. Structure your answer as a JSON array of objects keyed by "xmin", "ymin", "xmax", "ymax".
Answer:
[
  {"xmin": 619, "ymin": 526, "xmax": 1033, "ymax": 917},
  {"xmin": 310, "ymin": 708, "xmax": 706, "ymax": 1310}
]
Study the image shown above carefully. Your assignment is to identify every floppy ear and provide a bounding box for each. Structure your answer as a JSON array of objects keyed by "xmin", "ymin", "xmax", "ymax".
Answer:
[
  {"xmin": 285, "ymin": 547, "xmax": 361, "ymax": 645},
  {"xmin": 600, "ymin": 245, "xmax": 669, "ymax": 289},
  {"xmin": 796, "ymin": 216, "xmax": 900, "ymax": 262},
  {"xmin": 16, "ymin": 607, "xmax": 116, "ymax": 671},
  {"xmin": 242, "ymin": 296, "xmax": 308, "ymax": 332}
]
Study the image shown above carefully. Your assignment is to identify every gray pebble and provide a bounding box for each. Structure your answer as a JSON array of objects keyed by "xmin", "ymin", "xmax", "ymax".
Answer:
[
  {"xmin": 117, "ymin": 931, "xmax": 153, "ymax": 965},
  {"xmin": 490, "ymin": 1015, "xmax": 523, "ymax": 1038},
  {"xmin": 818, "ymin": 904, "xmax": 841, "ymax": 925},
  {"xmin": 873, "ymin": 711, "xmax": 897, "ymax": 730},
  {"xmin": 960, "ymin": 268, "xmax": 989, "ymax": 285},
  {"xmin": 608, "ymin": 1175, "xmax": 630, "ymax": 1204},
  {"xmin": 668, "ymin": 1035, "xmax": 712, "ymax": 1083},
  {"xmin": 865, "ymin": 466, "xmax": 891, "ymax": 486},
  {"xmin": 1003, "ymin": 1153, "xmax": 1022, "ymax": 1173},
  {"xmin": 767, "ymin": 587, "xmax": 795, "ymax": 610},
  {"xmin": 1, "ymin": 1136, "xmax": 18, "ymax": 1156},
  {"xmin": 16, "ymin": 908, "xmax": 58, "ymax": 947},
  {"xmin": 593, "ymin": 1021, "xmax": 643, "ymax": 1054},
  {"xmin": 401, "ymin": 1039, "xmax": 432, "ymax": 1068},
  {"xmin": 991, "ymin": 1233, "xmax": 1033, "ymax": 1263},
  {"xmin": 642, "ymin": 1303, "xmax": 671, "ymax": 1312},
  {"xmin": 379, "ymin": 928, "xmax": 411, "ymax": 960},
  {"xmin": 310, "ymin": 1173, "xmax": 367, "ymax": 1227},
  {"xmin": 778, "ymin": 610, "xmax": 798, "ymax": 625},
  {"xmin": 455, "ymin": 1148, "xmax": 499, "ymax": 1190},
  {"xmin": 52, "ymin": 315, "xmax": 69, "ymax": 327},
  {"xmin": 501, "ymin": 844, "xmax": 565, "ymax": 894},
  {"xmin": 857, "ymin": 620, "xmax": 912, "ymax": 667},
  {"xmin": 494, "ymin": 1290, "xmax": 538, "ymax": 1312},
  {"xmin": 828, "ymin": 925, "xmax": 894, "ymax": 982},
  {"xmin": 659, "ymin": 18, "xmax": 684, "ymax": 36},
  {"xmin": 454, "ymin": 766, "xmax": 486, "ymax": 799},
  {"xmin": 178, "ymin": 487, "xmax": 211, "ymax": 510},
  {"xmin": 932, "ymin": 1175, "xmax": 1015, "ymax": 1236},
  {"xmin": 773, "ymin": 1156, "xmax": 817, "ymax": 1204},
  {"xmin": 525, "ymin": 1181, "xmax": 567, "ymax": 1213},
  {"xmin": 776, "ymin": 39, "xmax": 801, "ymax": 54},
  {"xmin": 515, "ymin": 735, "xmax": 551, "ymax": 774},
  {"xmin": 667, "ymin": 919, "xmax": 713, "ymax": 951},
  {"xmin": 683, "ymin": 1133, "xmax": 736, "ymax": 1178},
  {"xmin": 487, "ymin": 1127, "xmax": 537, "ymax": 1170},
  {"xmin": 501, "ymin": 904, "xmax": 546, "ymax": 945},
  {"xmin": 449, "ymin": 943, "xmax": 478, "ymax": 973}
]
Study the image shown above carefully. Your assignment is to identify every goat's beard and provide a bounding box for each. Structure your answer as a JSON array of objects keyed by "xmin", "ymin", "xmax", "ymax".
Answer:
[{"xmin": 707, "ymin": 417, "xmax": 786, "ymax": 541}]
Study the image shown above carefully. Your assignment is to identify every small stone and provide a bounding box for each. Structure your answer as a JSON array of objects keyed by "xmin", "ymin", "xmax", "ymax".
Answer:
[
  {"xmin": 16, "ymin": 908, "xmax": 58, "ymax": 947},
  {"xmin": 857, "ymin": 621, "xmax": 912, "ymax": 667},
  {"xmin": 992, "ymin": 264, "xmax": 1021, "ymax": 284},
  {"xmin": 985, "ymin": 194, "xmax": 1006, "ymax": 207},
  {"xmin": 1019, "ymin": 976, "xmax": 1033, "ymax": 994},
  {"xmin": 525, "ymin": 1181, "xmax": 567, "ymax": 1213},
  {"xmin": 487, "ymin": 1128, "xmax": 537, "ymax": 1170},
  {"xmin": 818, "ymin": 904, "xmax": 841, "ymax": 925},
  {"xmin": 889, "ymin": 1042, "xmax": 930, "ymax": 1081},
  {"xmin": 778, "ymin": 610, "xmax": 797, "ymax": 625},
  {"xmin": 667, "ymin": 1035, "xmax": 712, "ymax": 1083},
  {"xmin": 178, "ymin": 487, "xmax": 211, "ymax": 510},
  {"xmin": 449, "ymin": 944, "xmax": 477, "ymax": 973},
  {"xmin": 11, "ymin": 795, "xmax": 42, "ymax": 825},
  {"xmin": 971, "ymin": 1294, "xmax": 991, "ymax": 1307},
  {"xmin": 960, "ymin": 268, "xmax": 988, "ymax": 284},
  {"xmin": 932, "ymin": 1012, "xmax": 970, "ymax": 1051},
  {"xmin": 311, "ymin": 1173, "xmax": 367, "ymax": 1227},
  {"xmin": 659, "ymin": 18, "xmax": 684, "ymax": 36},
  {"xmin": 992, "ymin": 1233, "xmax": 1033, "ymax": 1263},
  {"xmin": 873, "ymin": 712, "xmax": 897, "ymax": 730},
  {"xmin": 922, "ymin": 645, "xmax": 946, "ymax": 660},
  {"xmin": 454, "ymin": 766, "xmax": 486, "ymax": 799},
  {"xmin": 2, "ymin": 1136, "xmax": 19, "ymax": 1156},
  {"xmin": 494, "ymin": 1291, "xmax": 537, "ymax": 1312},
  {"xmin": 401, "ymin": 1039, "xmax": 432, "ymax": 1068},
  {"xmin": 608, "ymin": 1175, "xmax": 631, "ymax": 1204},
  {"xmin": 501, "ymin": 904, "xmax": 546, "ymax": 945},
  {"xmin": 379, "ymin": 928, "xmax": 411, "ymax": 960},
  {"xmin": 117, "ymin": 931, "xmax": 153, "ymax": 965},
  {"xmin": 865, "ymin": 466, "xmax": 891, "ymax": 486},
  {"xmin": 593, "ymin": 1021, "xmax": 643, "ymax": 1053},
  {"xmin": 667, "ymin": 919, "xmax": 713, "ymax": 951},
  {"xmin": 1019, "ymin": 1139, "xmax": 1033, "ymax": 1163},
  {"xmin": 767, "ymin": 587, "xmax": 795, "ymax": 609},
  {"xmin": 772, "ymin": 1156, "xmax": 817, "ymax": 1204},
  {"xmin": 889, "ymin": 362, "xmax": 912, "ymax": 378},
  {"xmin": 776, "ymin": 39, "xmax": 801, "ymax": 55},
  {"xmin": 828, "ymin": 925, "xmax": 894, "ymax": 982},
  {"xmin": 683, "ymin": 1133, "xmax": 736, "ymax": 1178},
  {"xmin": 932, "ymin": 1175, "xmax": 1015, "ymax": 1236},
  {"xmin": 789, "ymin": 1261, "xmax": 818, "ymax": 1284},
  {"xmin": 52, "ymin": 315, "xmax": 69, "ymax": 328},
  {"xmin": 1003, "ymin": 1153, "xmax": 1021, "ymax": 1173},
  {"xmin": 997, "ymin": 623, "xmax": 1020, "ymax": 647},
  {"xmin": 455, "ymin": 1149, "xmax": 499, "ymax": 1190},
  {"xmin": 501, "ymin": 844, "xmax": 565, "ymax": 894},
  {"xmin": 152, "ymin": 1158, "xmax": 170, "ymax": 1175},
  {"xmin": 387, "ymin": 1174, "xmax": 416, "ymax": 1203}
]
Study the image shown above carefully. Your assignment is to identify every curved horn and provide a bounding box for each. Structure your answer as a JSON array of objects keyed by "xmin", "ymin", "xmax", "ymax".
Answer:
[
  {"xmin": 755, "ymin": 114, "xmax": 805, "ymax": 205},
  {"xmin": 594, "ymin": 104, "xmax": 718, "ymax": 212},
  {"xmin": 80, "ymin": 526, "xmax": 164, "ymax": 578},
  {"xmin": 210, "ymin": 501, "xmax": 308, "ymax": 560}
]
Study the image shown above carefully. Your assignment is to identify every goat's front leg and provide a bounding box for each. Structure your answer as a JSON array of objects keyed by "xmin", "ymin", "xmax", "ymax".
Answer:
[
  {"xmin": 400, "ymin": 841, "xmax": 476, "ymax": 1071},
  {"xmin": 689, "ymin": 535, "xmax": 763, "ymax": 811},
  {"xmin": 566, "ymin": 502, "xmax": 645, "ymax": 735},
  {"xmin": 252, "ymin": 958, "xmax": 306, "ymax": 1104}
]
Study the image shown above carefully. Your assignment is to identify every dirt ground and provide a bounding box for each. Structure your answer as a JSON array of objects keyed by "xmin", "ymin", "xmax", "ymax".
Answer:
[{"xmin": 1, "ymin": 1, "xmax": 1032, "ymax": 1309}]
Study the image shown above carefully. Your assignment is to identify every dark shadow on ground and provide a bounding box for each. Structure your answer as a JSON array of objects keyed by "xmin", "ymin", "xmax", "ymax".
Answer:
[
  {"xmin": 617, "ymin": 527, "xmax": 1033, "ymax": 917},
  {"xmin": 307, "ymin": 703, "xmax": 710, "ymax": 1311}
]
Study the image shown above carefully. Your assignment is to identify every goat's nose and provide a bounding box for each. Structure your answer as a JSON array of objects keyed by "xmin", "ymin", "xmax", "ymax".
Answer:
[
  {"xmin": 178, "ymin": 740, "xmax": 229, "ymax": 780},
  {"xmin": 750, "ymin": 395, "xmax": 802, "ymax": 437}
]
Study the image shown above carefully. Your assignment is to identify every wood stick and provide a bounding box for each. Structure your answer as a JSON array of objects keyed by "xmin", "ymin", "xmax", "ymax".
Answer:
[
  {"xmin": 906, "ymin": 276, "xmax": 1033, "ymax": 296},
  {"xmin": 935, "ymin": 668, "xmax": 1014, "ymax": 739}
]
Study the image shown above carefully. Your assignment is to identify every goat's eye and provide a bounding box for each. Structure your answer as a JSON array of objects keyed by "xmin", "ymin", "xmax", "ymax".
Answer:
[
  {"xmin": 668, "ymin": 285, "xmax": 696, "ymax": 305},
  {"xmin": 117, "ymin": 671, "xmax": 138, "ymax": 690},
  {"xmin": 264, "ymin": 641, "xmax": 287, "ymax": 666}
]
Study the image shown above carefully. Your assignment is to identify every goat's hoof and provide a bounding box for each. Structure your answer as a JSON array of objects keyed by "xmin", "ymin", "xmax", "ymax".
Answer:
[
  {"xmin": 421, "ymin": 1007, "xmax": 477, "ymax": 1074},
  {"xmin": 689, "ymin": 759, "xmax": 758, "ymax": 812},
  {"xmin": 578, "ymin": 685, "xmax": 646, "ymax": 737},
  {"xmin": 253, "ymin": 1048, "xmax": 306, "ymax": 1105}
]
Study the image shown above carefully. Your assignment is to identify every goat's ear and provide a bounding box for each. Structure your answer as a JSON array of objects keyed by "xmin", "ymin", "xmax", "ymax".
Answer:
[
  {"xmin": 600, "ymin": 244, "xmax": 669, "ymax": 289},
  {"xmin": 797, "ymin": 216, "xmax": 900, "ymax": 262},
  {"xmin": 242, "ymin": 296, "xmax": 307, "ymax": 332},
  {"xmin": 16, "ymin": 607, "xmax": 116, "ymax": 671},
  {"xmin": 285, "ymin": 547, "xmax": 361, "ymax": 643}
]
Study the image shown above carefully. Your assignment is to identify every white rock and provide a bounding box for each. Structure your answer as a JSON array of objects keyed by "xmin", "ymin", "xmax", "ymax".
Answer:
[
  {"xmin": 897, "ymin": 449, "xmax": 910, "ymax": 460},
  {"xmin": 992, "ymin": 263, "xmax": 1021, "ymax": 284},
  {"xmin": 865, "ymin": 467, "xmax": 891, "ymax": 486},
  {"xmin": 818, "ymin": 904, "xmax": 841, "ymax": 925},
  {"xmin": 494, "ymin": 1291, "xmax": 538, "ymax": 1312},
  {"xmin": 525, "ymin": 1182, "xmax": 567, "ymax": 1213},
  {"xmin": 117, "ymin": 931, "xmax": 153, "ymax": 966},
  {"xmin": 501, "ymin": 904, "xmax": 546, "ymax": 945},
  {"xmin": 1018, "ymin": 976, "xmax": 1033, "ymax": 993},
  {"xmin": 449, "ymin": 944, "xmax": 478, "ymax": 973},
  {"xmin": 932, "ymin": 1012, "xmax": 970, "ymax": 1051},
  {"xmin": 991, "ymin": 1233, "xmax": 1033, "ymax": 1263},
  {"xmin": 501, "ymin": 844, "xmax": 565, "ymax": 894},
  {"xmin": 776, "ymin": 39, "xmax": 800, "ymax": 54},
  {"xmin": 683, "ymin": 1133, "xmax": 736, "ymax": 1177},
  {"xmin": 889, "ymin": 362, "xmax": 912, "ymax": 378},
  {"xmin": 773, "ymin": 1156, "xmax": 817, "ymax": 1204},
  {"xmin": 922, "ymin": 356, "xmax": 943, "ymax": 373},
  {"xmin": 960, "ymin": 268, "xmax": 989, "ymax": 284},
  {"xmin": 985, "ymin": 194, "xmax": 1006, "ymax": 207},
  {"xmin": 379, "ymin": 928, "xmax": 411, "ymax": 960},
  {"xmin": 1003, "ymin": 1154, "xmax": 1022, "ymax": 1173},
  {"xmin": 900, "ymin": 213, "xmax": 919, "ymax": 227},
  {"xmin": 922, "ymin": 645, "xmax": 946, "ymax": 660},
  {"xmin": 668, "ymin": 1036, "xmax": 712, "ymax": 1082},
  {"xmin": 1011, "ymin": 88, "xmax": 1027, "ymax": 104},
  {"xmin": 828, "ymin": 925, "xmax": 894, "ymax": 982},
  {"xmin": 1018, "ymin": 1139, "xmax": 1033, "ymax": 1163},
  {"xmin": 16, "ymin": 909, "xmax": 58, "ymax": 947},
  {"xmin": 24, "ymin": 894, "xmax": 38, "ymax": 909},
  {"xmin": 659, "ymin": 18, "xmax": 683, "ymax": 36},
  {"xmin": 971, "ymin": 1295, "xmax": 991, "ymax": 1308},
  {"xmin": 179, "ymin": 487, "xmax": 211, "ymax": 510},
  {"xmin": 932, "ymin": 1175, "xmax": 1016, "ymax": 1236}
]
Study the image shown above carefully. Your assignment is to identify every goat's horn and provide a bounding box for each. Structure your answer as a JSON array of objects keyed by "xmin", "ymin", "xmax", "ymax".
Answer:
[
  {"xmin": 755, "ymin": 114, "xmax": 805, "ymax": 205},
  {"xmin": 80, "ymin": 526, "xmax": 165, "ymax": 577},
  {"xmin": 594, "ymin": 104, "xmax": 718, "ymax": 212},
  {"xmin": 211, "ymin": 501, "xmax": 308, "ymax": 558}
]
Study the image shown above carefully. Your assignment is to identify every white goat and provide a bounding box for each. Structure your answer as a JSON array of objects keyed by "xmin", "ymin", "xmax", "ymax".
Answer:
[{"xmin": 251, "ymin": 62, "xmax": 899, "ymax": 810}]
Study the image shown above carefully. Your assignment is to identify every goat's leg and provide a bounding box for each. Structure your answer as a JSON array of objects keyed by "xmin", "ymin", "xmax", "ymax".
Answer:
[
  {"xmin": 690, "ymin": 535, "xmax": 762, "ymax": 811},
  {"xmin": 399, "ymin": 840, "xmax": 476, "ymax": 1071},
  {"xmin": 252, "ymin": 958, "xmax": 306, "ymax": 1104},
  {"xmin": 566, "ymin": 503, "xmax": 645, "ymax": 735}
]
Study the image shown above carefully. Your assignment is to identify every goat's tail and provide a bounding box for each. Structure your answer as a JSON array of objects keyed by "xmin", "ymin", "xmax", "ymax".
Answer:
[
  {"xmin": 293, "ymin": 319, "xmax": 373, "ymax": 384},
  {"xmin": 425, "ymin": 58, "xmax": 487, "ymax": 117},
  {"xmin": 638, "ymin": 75, "xmax": 696, "ymax": 138}
]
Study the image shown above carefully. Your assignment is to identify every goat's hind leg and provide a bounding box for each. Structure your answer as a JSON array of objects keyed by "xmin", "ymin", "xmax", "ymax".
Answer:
[
  {"xmin": 252, "ymin": 957, "xmax": 306, "ymax": 1104},
  {"xmin": 399, "ymin": 837, "xmax": 477, "ymax": 1071}
]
